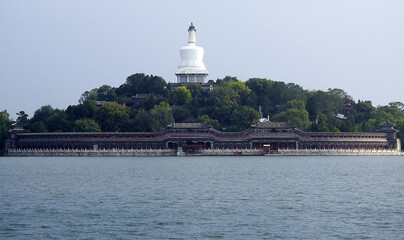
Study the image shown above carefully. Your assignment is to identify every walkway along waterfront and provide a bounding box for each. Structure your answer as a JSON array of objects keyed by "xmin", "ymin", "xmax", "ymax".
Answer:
[{"xmin": 5, "ymin": 122, "xmax": 402, "ymax": 156}]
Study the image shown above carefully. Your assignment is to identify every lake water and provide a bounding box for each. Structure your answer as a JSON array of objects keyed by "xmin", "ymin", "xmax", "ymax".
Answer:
[{"xmin": 1, "ymin": 156, "xmax": 403, "ymax": 239}]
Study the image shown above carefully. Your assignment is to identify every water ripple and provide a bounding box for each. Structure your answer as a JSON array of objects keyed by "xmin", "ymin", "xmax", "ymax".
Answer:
[{"xmin": 1, "ymin": 156, "xmax": 403, "ymax": 239}]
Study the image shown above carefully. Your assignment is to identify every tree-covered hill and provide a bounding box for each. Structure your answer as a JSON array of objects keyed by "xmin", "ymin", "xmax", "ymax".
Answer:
[{"xmin": 1, "ymin": 73, "xmax": 404, "ymax": 150}]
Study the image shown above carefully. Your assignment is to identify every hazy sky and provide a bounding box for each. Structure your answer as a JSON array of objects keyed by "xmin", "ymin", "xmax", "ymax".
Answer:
[{"xmin": 1, "ymin": 0, "xmax": 403, "ymax": 119}]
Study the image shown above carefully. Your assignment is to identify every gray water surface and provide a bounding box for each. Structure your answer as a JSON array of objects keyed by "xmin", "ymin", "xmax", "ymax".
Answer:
[{"xmin": 1, "ymin": 156, "xmax": 403, "ymax": 239}]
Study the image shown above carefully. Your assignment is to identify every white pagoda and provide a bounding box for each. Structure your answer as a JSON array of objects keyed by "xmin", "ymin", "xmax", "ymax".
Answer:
[{"xmin": 175, "ymin": 22, "xmax": 209, "ymax": 83}]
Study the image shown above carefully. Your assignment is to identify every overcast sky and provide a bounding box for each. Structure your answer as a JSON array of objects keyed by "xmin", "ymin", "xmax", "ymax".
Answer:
[{"xmin": 1, "ymin": 0, "xmax": 403, "ymax": 119}]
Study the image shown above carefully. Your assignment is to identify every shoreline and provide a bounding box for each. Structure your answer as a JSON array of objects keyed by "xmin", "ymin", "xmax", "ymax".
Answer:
[{"xmin": 5, "ymin": 148, "xmax": 402, "ymax": 157}]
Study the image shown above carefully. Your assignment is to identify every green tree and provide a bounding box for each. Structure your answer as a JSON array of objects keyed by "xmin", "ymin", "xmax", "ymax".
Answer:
[
  {"xmin": 355, "ymin": 100, "xmax": 375, "ymax": 123},
  {"xmin": 96, "ymin": 85, "xmax": 117, "ymax": 101},
  {"xmin": 30, "ymin": 105, "xmax": 54, "ymax": 123},
  {"xmin": 339, "ymin": 116, "xmax": 357, "ymax": 132},
  {"xmin": 306, "ymin": 91, "xmax": 335, "ymax": 121},
  {"xmin": 209, "ymin": 85, "xmax": 239, "ymax": 125},
  {"xmin": 94, "ymin": 103, "xmax": 130, "ymax": 131},
  {"xmin": 328, "ymin": 88, "xmax": 353, "ymax": 100},
  {"xmin": 46, "ymin": 110, "xmax": 72, "ymax": 132},
  {"xmin": 273, "ymin": 100, "xmax": 310, "ymax": 130},
  {"xmin": 74, "ymin": 119, "xmax": 101, "ymax": 132},
  {"xmin": 245, "ymin": 78, "xmax": 273, "ymax": 98},
  {"xmin": 285, "ymin": 99, "xmax": 306, "ymax": 111},
  {"xmin": 215, "ymin": 76, "xmax": 239, "ymax": 85},
  {"xmin": 198, "ymin": 115, "xmax": 221, "ymax": 130},
  {"xmin": 149, "ymin": 102, "xmax": 174, "ymax": 132},
  {"xmin": 174, "ymin": 86, "xmax": 192, "ymax": 106},
  {"xmin": 66, "ymin": 100, "xmax": 97, "ymax": 121},
  {"xmin": 389, "ymin": 102, "xmax": 404, "ymax": 111},
  {"xmin": 0, "ymin": 110, "xmax": 12, "ymax": 152},
  {"xmin": 28, "ymin": 105, "xmax": 55, "ymax": 132},
  {"xmin": 228, "ymin": 81, "xmax": 252, "ymax": 105},
  {"xmin": 230, "ymin": 106, "xmax": 260, "ymax": 131},
  {"xmin": 273, "ymin": 108, "xmax": 310, "ymax": 130},
  {"xmin": 30, "ymin": 121, "xmax": 47, "ymax": 133},
  {"xmin": 245, "ymin": 78, "xmax": 307, "ymax": 116},
  {"xmin": 79, "ymin": 89, "xmax": 98, "ymax": 103},
  {"xmin": 395, "ymin": 119, "xmax": 404, "ymax": 149},
  {"xmin": 133, "ymin": 109, "xmax": 152, "ymax": 132},
  {"xmin": 317, "ymin": 113, "xmax": 330, "ymax": 132},
  {"xmin": 172, "ymin": 106, "xmax": 191, "ymax": 122},
  {"xmin": 116, "ymin": 73, "xmax": 167, "ymax": 97},
  {"xmin": 245, "ymin": 78, "xmax": 274, "ymax": 115},
  {"xmin": 270, "ymin": 81, "xmax": 292, "ymax": 109},
  {"xmin": 286, "ymin": 83, "xmax": 307, "ymax": 101},
  {"xmin": 187, "ymin": 83, "xmax": 208, "ymax": 117},
  {"xmin": 328, "ymin": 88, "xmax": 353, "ymax": 113}
]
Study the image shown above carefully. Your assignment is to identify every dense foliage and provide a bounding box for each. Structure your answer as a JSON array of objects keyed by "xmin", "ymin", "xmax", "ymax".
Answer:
[
  {"xmin": 7, "ymin": 73, "xmax": 403, "ymax": 145},
  {"xmin": 0, "ymin": 110, "xmax": 12, "ymax": 152}
]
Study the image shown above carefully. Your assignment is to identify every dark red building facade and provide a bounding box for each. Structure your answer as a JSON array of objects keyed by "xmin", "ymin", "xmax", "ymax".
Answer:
[{"xmin": 6, "ymin": 122, "xmax": 401, "ymax": 155}]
